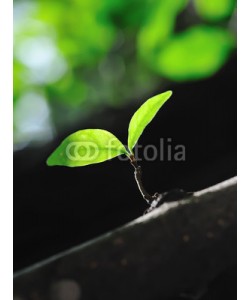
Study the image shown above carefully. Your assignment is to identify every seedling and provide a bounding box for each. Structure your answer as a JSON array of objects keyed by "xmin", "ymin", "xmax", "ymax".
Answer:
[{"xmin": 47, "ymin": 91, "xmax": 173, "ymax": 207}]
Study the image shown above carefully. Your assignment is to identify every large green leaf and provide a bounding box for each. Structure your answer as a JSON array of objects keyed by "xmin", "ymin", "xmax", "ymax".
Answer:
[
  {"xmin": 47, "ymin": 129, "xmax": 128, "ymax": 167},
  {"xmin": 128, "ymin": 91, "xmax": 172, "ymax": 151},
  {"xmin": 155, "ymin": 26, "xmax": 234, "ymax": 81}
]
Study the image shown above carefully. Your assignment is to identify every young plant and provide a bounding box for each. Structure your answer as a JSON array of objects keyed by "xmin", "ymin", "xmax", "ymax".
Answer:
[{"xmin": 47, "ymin": 91, "xmax": 173, "ymax": 206}]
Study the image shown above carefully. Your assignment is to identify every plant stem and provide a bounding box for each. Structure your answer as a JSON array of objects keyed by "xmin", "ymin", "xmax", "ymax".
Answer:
[{"xmin": 129, "ymin": 155, "xmax": 159, "ymax": 205}]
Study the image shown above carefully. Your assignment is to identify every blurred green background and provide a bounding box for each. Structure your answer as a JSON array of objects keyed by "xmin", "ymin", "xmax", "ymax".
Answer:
[{"xmin": 14, "ymin": 0, "xmax": 236, "ymax": 147}]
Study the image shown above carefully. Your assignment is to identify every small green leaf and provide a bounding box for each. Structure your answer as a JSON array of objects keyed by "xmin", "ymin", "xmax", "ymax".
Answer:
[
  {"xmin": 47, "ymin": 129, "xmax": 128, "ymax": 167},
  {"xmin": 194, "ymin": 0, "xmax": 236, "ymax": 22},
  {"xmin": 128, "ymin": 91, "xmax": 172, "ymax": 151}
]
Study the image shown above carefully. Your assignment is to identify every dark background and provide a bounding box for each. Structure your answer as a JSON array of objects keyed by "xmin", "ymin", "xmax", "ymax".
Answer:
[{"xmin": 14, "ymin": 54, "xmax": 236, "ymax": 272}]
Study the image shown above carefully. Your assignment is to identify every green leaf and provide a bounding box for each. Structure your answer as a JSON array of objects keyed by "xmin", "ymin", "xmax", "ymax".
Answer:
[
  {"xmin": 194, "ymin": 0, "xmax": 236, "ymax": 22},
  {"xmin": 47, "ymin": 129, "xmax": 128, "ymax": 167},
  {"xmin": 128, "ymin": 91, "xmax": 172, "ymax": 151},
  {"xmin": 155, "ymin": 26, "xmax": 235, "ymax": 81}
]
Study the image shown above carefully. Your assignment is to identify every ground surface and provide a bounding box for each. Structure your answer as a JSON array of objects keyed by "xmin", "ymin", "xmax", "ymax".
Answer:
[{"xmin": 14, "ymin": 177, "xmax": 237, "ymax": 300}]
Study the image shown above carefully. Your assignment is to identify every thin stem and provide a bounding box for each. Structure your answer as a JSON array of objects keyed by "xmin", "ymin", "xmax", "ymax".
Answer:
[{"xmin": 129, "ymin": 155, "xmax": 159, "ymax": 205}]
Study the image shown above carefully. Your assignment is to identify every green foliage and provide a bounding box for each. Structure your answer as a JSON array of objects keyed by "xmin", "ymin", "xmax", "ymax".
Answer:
[
  {"xmin": 137, "ymin": 0, "xmax": 235, "ymax": 81},
  {"xmin": 154, "ymin": 26, "xmax": 235, "ymax": 81},
  {"xmin": 47, "ymin": 129, "xmax": 128, "ymax": 167},
  {"xmin": 47, "ymin": 91, "xmax": 172, "ymax": 167},
  {"xmin": 128, "ymin": 91, "xmax": 172, "ymax": 151},
  {"xmin": 137, "ymin": 0, "xmax": 188, "ymax": 61},
  {"xmin": 14, "ymin": 0, "xmax": 236, "ymax": 146},
  {"xmin": 194, "ymin": 0, "xmax": 236, "ymax": 22}
]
